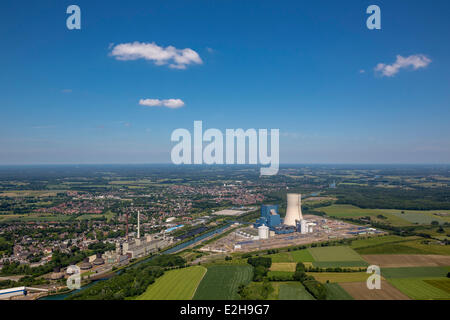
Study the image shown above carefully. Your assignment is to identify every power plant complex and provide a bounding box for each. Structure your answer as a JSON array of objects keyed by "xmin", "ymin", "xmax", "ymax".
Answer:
[
  {"xmin": 202, "ymin": 192, "xmax": 385, "ymax": 253},
  {"xmin": 254, "ymin": 193, "xmax": 315, "ymax": 236}
]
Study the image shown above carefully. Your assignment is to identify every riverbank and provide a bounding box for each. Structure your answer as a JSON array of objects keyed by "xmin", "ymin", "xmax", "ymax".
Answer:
[{"xmin": 38, "ymin": 222, "xmax": 232, "ymax": 300}]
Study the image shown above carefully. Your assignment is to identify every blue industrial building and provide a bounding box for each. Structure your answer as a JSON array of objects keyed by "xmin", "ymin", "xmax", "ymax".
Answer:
[
  {"xmin": 254, "ymin": 205, "xmax": 281, "ymax": 229},
  {"xmin": 254, "ymin": 205, "xmax": 298, "ymax": 235}
]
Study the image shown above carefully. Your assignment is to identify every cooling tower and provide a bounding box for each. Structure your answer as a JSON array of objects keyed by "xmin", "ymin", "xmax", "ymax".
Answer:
[{"xmin": 284, "ymin": 193, "xmax": 303, "ymax": 226}]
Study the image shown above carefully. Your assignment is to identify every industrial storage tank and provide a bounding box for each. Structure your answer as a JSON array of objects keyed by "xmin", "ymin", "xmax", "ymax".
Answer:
[
  {"xmin": 258, "ymin": 225, "xmax": 270, "ymax": 240},
  {"xmin": 284, "ymin": 193, "xmax": 303, "ymax": 226}
]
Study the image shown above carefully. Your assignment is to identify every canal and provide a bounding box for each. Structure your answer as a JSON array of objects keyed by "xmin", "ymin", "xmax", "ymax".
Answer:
[{"xmin": 39, "ymin": 223, "xmax": 232, "ymax": 300}]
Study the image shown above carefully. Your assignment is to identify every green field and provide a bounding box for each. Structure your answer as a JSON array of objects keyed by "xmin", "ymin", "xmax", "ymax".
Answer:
[
  {"xmin": 355, "ymin": 240, "xmax": 450, "ymax": 255},
  {"xmin": 270, "ymin": 263, "xmax": 296, "ymax": 272},
  {"xmin": 404, "ymin": 240, "xmax": 450, "ymax": 255},
  {"xmin": 263, "ymin": 249, "xmax": 314, "ymax": 263},
  {"xmin": 278, "ymin": 283, "xmax": 315, "ymax": 300},
  {"xmin": 0, "ymin": 213, "xmax": 73, "ymax": 223},
  {"xmin": 317, "ymin": 204, "xmax": 450, "ymax": 226},
  {"xmin": 263, "ymin": 252, "xmax": 293, "ymax": 262},
  {"xmin": 238, "ymin": 281, "xmax": 278, "ymax": 300},
  {"xmin": 308, "ymin": 246, "xmax": 365, "ymax": 262},
  {"xmin": 307, "ymin": 272, "xmax": 370, "ymax": 283},
  {"xmin": 389, "ymin": 212, "xmax": 447, "ymax": 225},
  {"xmin": 324, "ymin": 283, "xmax": 354, "ymax": 300},
  {"xmin": 137, "ymin": 266, "xmax": 206, "ymax": 300},
  {"xmin": 356, "ymin": 243, "xmax": 427, "ymax": 255},
  {"xmin": 290, "ymin": 249, "xmax": 315, "ymax": 262},
  {"xmin": 424, "ymin": 279, "xmax": 450, "ymax": 294},
  {"xmin": 381, "ymin": 267, "xmax": 448, "ymax": 279},
  {"xmin": 350, "ymin": 235, "xmax": 414, "ymax": 249},
  {"xmin": 0, "ymin": 190, "xmax": 65, "ymax": 197},
  {"xmin": 193, "ymin": 265, "xmax": 253, "ymax": 300},
  {"xmin": 267, "ymin": 271, "xmax": 294, "ymax": 278},
  {"xmin": 389, "ymin": 278, "xmax": 450, "ymax": 300},
  {"xmin": 312, "ymin": 261, "xmax": 368, "ymax": 268},
  {"xmin": 76, "ymin": 214, "xmax": 104, "ymax": 221}
]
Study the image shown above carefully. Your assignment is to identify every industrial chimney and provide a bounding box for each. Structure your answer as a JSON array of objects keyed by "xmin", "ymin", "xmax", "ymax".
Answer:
[
  {"xmin": 137, "ymin": 210, "xmax": 140, "ymax": 239},
  {"xmin": 284, "ymin": 193, "xmax": 303, "ymax": 226}
]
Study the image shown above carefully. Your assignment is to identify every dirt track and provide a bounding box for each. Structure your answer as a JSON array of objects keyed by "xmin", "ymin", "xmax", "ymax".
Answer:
[
  {"xmin": 362, "ymin": 254, "xmax": 450, "ymax": 268},
  {"xmin": 339, "ymin": 281, "xmax": 411, "ymax": 300}
]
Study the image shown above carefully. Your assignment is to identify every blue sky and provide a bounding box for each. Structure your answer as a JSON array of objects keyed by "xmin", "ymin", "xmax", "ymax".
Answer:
[{"xmin": 0, "ymin": 0, "xmax": 449, "ymax": 164}]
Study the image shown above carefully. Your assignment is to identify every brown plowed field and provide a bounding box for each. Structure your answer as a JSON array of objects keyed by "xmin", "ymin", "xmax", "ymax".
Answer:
[
  {"xmin": 362, "ymin": 254, "xmax": 450, "ymax": 268},
  {"xmin": 339, "ymin": 281, "xmax": 411, "ymax": 300}
]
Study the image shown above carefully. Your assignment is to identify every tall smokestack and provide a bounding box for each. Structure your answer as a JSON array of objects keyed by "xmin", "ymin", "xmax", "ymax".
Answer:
[
  {"xmin": 126, "ymin": 212, "xmax": 129, "ymax": 240},
  {"xmin": 137, "ymin": 210, "xmax": 140, "ymax": 239}
]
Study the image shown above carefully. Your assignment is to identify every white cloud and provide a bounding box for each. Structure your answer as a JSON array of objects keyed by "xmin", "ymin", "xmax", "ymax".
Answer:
[
  {"xmin": 139, "ymin": 98, "xmax": 185, "ymax": 109},
  {"xmin": 375, "ymin": 54, "xmax": 431, "ymax": 77},
  {"xmin": 110, "ymin": 42, "xmax": 202, "ymax": 69}
]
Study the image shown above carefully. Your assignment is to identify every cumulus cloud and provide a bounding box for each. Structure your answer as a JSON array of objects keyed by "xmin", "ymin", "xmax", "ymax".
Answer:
[
  {"xmin": 139, "ymin": 98, "xmax": 185, "ymax": 109},
  {"xmin": 110, "ymin": 42, "xmax": 202, "ymax": 69},
  {"xmin": 375, "ymin": 54, "xmax": 431, "ymax": 77}
]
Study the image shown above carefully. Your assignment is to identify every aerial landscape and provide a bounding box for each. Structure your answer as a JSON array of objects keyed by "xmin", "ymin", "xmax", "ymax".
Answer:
[
  {"xmin": 0, "ymin": 0, "xmax": 449, "ymax": 313},
  {"xmin": 0, "ymin": 165, "xmax": 449, "ymax": 301}
]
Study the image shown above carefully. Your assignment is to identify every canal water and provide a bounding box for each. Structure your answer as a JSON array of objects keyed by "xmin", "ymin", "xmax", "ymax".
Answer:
[{"xmin": 39, "ymin": 223, "xmax": 232, "ymax": 300}]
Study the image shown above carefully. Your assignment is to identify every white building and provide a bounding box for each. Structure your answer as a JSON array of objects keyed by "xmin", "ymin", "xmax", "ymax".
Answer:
[{"xmin": 258, "ymin": 225, "xmax": 270, "ymax": 240}]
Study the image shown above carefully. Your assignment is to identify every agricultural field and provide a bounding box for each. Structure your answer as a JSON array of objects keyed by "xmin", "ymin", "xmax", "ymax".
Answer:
[
  {"xmin": 356, "ymin": 239, "xmax": 450, "ymax": 255},
  {"xmin": 324, "ymin": 283, "xmax": 354, "ymax": 300},
  {"xmin": 74, "ymin": 210, "xmax": 116, "ymax": 222},
  {"xmin": 263, "ymin": 249, "xmax": 314, "ymax": 263},
  {"xmin": 290, "ymin": 249, "xmax": 315, "ymax": 262},
  {"xmin": 263, "ymin": 252, "xmax": 293, "ymax": 262},
  {"xmin": 0, "ymin": 214, "xmax": 26, "ymax": 222},
  {"xmin": 416, "ymin": 227, "xmax": 450, "ymax": 241},
  {"xmin": 307, "ymin": 272, "xmax": 371, "ymax": 283},
  {"xmin": 363, "ymin": 254, "xmax": 450, "ymax": 268},
  {"xmin": 270, "ymin": 263, "xmax": 296, "ymax": 272},
  {"xmin": 277, "ymin": 283, "xmax": 315, "ymax": 300},
  {"xmin": 312, "ymin": 261, "xmax": 368, "ymax": 268},
  {"xmin": 76, "ymin": 214, "xmax": 104, "ymax": 221},
  {"xmin": 267, "ymin": 271, "xmax": 294, "ymax": 278},
  {"xmin": 316, "ymin": 204, "xmax": 450, "ymax": 226},
  {"xmin": 339, "ymin": 280, "xmax": 411, "ymax": 300},
  {"xmin": 136, "ymin": 266, "xmax": 206, "ymax": 300},
  {"xmin": 0, "ymin": 190, "xmax": 65, "ymax": 197},
  {"xmin": 1, "ymin": 213, "xmax": 72, "ymax": 223},
  {"xmin": 308, "ymin": 246, "xmax": 365, "ymax": 262},
  {"xmin": 381, "ymin": 266, "xmax": 448, "ymax": 279},
  {"xmin": 388, "ymin": 278, "xmax": 450, "ymax": 300},
  {"xmin": 239, "ymin": 281, "xmax": 278, "ymax": 300},
  {"xmin": 193, "ymin": 265, "xmax": 253, "ymax": 300},
  {"xmin": 389, "ymin": 211, "xmax": 448, "ymax": 225},
  {"xmin": 350, "ymin": 235, "xmax": 417, "ymax": 249},
  {"xmin": 423, "ymin": 279, "xmax": 450, "ymax": 294},
  {"xmin": 404, "ymin": 240, "xmax": 450, "ymax": 255}
]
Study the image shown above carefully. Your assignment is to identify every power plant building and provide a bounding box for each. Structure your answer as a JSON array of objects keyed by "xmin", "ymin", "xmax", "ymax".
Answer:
[
  {"xmin": 103, "ymin": 210, "xmax": 173, "ymax": 263},
  {"xmin": 117, "ymin": 234, "xmax": 172, "ymax": 259},
  {"xmin": 254, "ymin": 205, "xmax": 281, "ymax": 229},
  {"xmin": 253, "ymin": 193, "xmax": 316, "ymax": 237}
]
